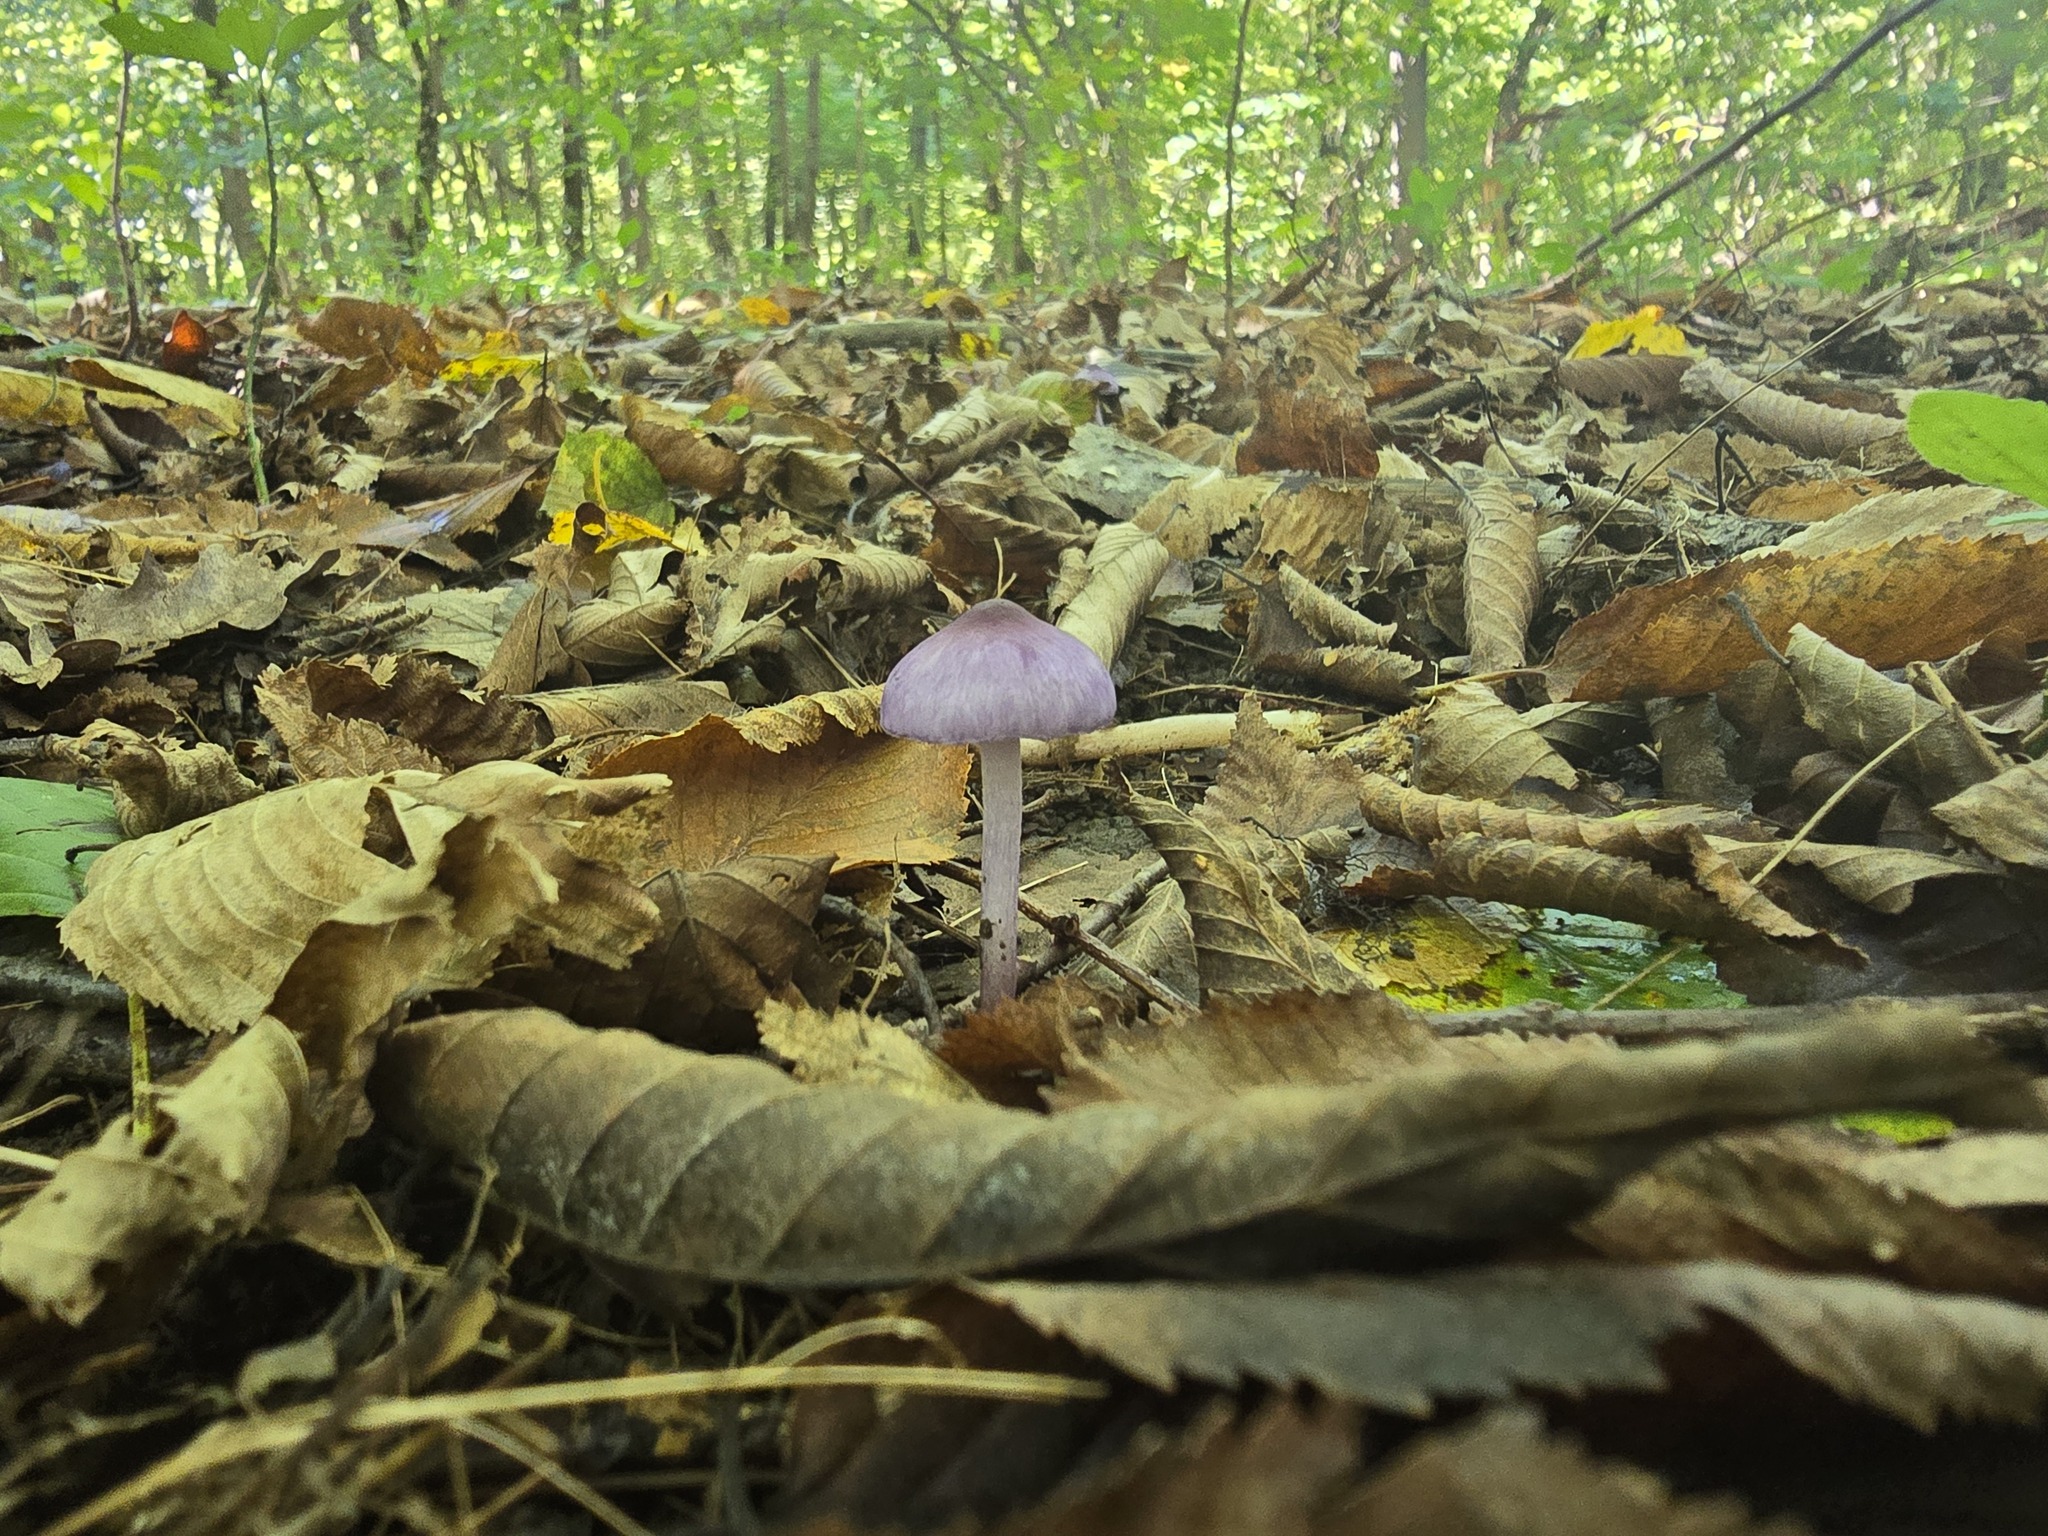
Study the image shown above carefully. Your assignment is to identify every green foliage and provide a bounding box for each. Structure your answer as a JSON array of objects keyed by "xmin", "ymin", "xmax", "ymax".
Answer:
[
  {"xmin": 2, "ymin": 0, "xmax": 2042, "ymax": 297},
  {"xmin": 0, "ymin": 778, "xmax": 121, "ymax": 919},
  {"xmin": 1906, "ymin": 390, "xmax": 2048, "ymax": 518}
]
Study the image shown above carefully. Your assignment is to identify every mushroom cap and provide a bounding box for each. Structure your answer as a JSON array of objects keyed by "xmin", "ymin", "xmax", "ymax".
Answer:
[{"xmin": 881, "ymin": 598, "xmax": 1117, "ymax": 744}]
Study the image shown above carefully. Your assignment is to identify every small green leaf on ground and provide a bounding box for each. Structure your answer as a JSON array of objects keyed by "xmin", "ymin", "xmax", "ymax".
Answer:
[{"xmin": 0, "ymin": 778, "xmax": 122, "ymax": 918}]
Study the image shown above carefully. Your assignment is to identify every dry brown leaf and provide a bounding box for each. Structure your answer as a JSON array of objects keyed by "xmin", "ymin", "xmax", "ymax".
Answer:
[
  {"xmin": 258, "ymin": 655, "xmax": 540, "ymax": 779},
  {"xmin": 1785, "ymin": 623, "xmax": 1998, "ymax": 805},
  {"xmin": 558, "ymin": 590, "xmax": 692, "ymax": 671},
  {"xmin": 1935, "ymin": 757, "xmax": 2048, "ymax": 869},
  {"xmin": 979, "ymin": 1258, "xmax": 2048, "ymax": 1431},
  {"xmin": 1459, "ymin": 480, "xmax": 1540, "ymax": 677},
  {"xmin": 1412, "ymin": 681, "xmax": 1577, "ymax": 799},
  {"xmin": 60, "ymin": 762, "xmax": 668, "ymax": 1039},
  {"xmin": 1698, "ymin": 833, "xmax": 1991, "ymax": 915},
  {"xmin": 986, "ymin": 1399, "xmax": 1365, "ymax": 1536},
  {"xmin": 0, "ymin": 1017, "xmax": 304, "ymax": 1324},
  {"xmin": 1343, "ymin": 1406, "xmax": 1802, "ymax": 1536},
  {"xmin": 1358, "ymin": 773, "xmax": 1751, "ymax": 865},
  {"xmin": 1237, "ymin": 376, "xmax": 1379, "ymax": 478},
  {"xmin": 1859, "ymin": 1132, "xmax": 2048, "ymax": 1209},
  {"xmin": 1125, "ymin": 793, "xmax": 1357, "ymax": 997},
  {"xmin": 520, "ymin": 676, "xmax": 733, "ymax": 746},
  {"xmin": 1547, "ymin": 534, "xmax": 2048, "ymax": 701},
  {"xmin": 1251, "ymin": 480, "xmax": 1386, "ymax": 583},
  {"xmin": 1246, "ymin": 576, "xmax": 1420, "ymax": 706},
  {"xmin": 1133, "ymin": 473, "xmax": 1279, "ymax": 560},
  {"xmin": 1683, "ymin": 357, "xmax": 1905, "ymax": 458},
  {"xmin": 621, "ymin": 392, "xmax": 745, "ymax": 496},
  {"xmin": 1052, "ymin": 522, "xmax": 1173, "ymax": 667},
  {"xmin": 933, "ymin": 975, "xmax": 1123, "ymax": 1106},
  {"xmin": 86, "ymin": 722, "xmax": 262, "ymax": 835},
  {"xmin": 368, "ymin": 1003, "xmax": 2037, "ymax": 1287},
  {"xmin": 1556, "ymin": 352, "xmax": 1696, "ymax": 411},
  {"xmin": 71, "ymin": 546, "xmax": 309, "ymax": 661},
  {"xmin": 1431, "ymin": 834, "xmax": 1750, "ymax": 940},
  {"xmin": 725, "ymin": 684, "xmax": 884, "ymax": 749},
  {"xmin": 509, "ymin": 852, "xmax": 835, "ymax": 1047},
  {"xmin": 925, "ymin": 496, "xmax": 1087, "ymax": 595},
  {"xmin": 1580, "ymin": 1128, "xmax": 2048, "ymax": 1304},
  {"xmin": 759, "ymin": 998, "xmax": 980, "ymax": 1102},
  {"xmin": 591, "ymin": 714, "xmax": 969, "ymax": 874}
]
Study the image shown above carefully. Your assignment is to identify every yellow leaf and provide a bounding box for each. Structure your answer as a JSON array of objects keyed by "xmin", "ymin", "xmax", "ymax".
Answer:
[
  {"xmin": 546, "ymin": 507, "xmax": 704, "ymax": 555},
  {"xmin": 737, "ymin": 295, "xmax": 791, "ymax": 326},
  {"xmin": 1565, "ymin": 305, "xmax": 1692, "ymax": 360}
]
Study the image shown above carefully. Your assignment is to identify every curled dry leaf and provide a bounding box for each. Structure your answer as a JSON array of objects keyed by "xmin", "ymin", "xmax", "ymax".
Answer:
[
  {"xmin": 368, "ymin": 1003, "xmax": 2035, "ymax": 1288},
  {"xmin": 259, "ymin": 654, "xmax": 541, "ymax": 779},
  {"xmin": 1556, "ymin": 351, "xmax": 1696, "ymax": 411},
  {"xmin": 1124, "ymin": 793, "xmax": 1357, "ymax": 997},
  {"xmin": 1051, "ymin": 522, "xmax": 1173, "ymax": 667},
  {"xmin": 1785, "ymin": 624, "xmax": 1997, "ymax": 805},
  {"xmin": 1358, "ymin": 772, "xmax": 1754, "ymax": 867},
  {"xmin": 71, "ymin": 546, "xmax": 310, "ymax": 661},
  {"xmin": 1547, "ymin": 534, "xmax": 2048, "ymax": 702},
  {"xmin": 1431, "ymin": 832, "xmax": 1764, "ymax": 942},
  {"xmin": 1458, "ymin": 479, "xmax": 1540, "ymax": 677},
  {"xmin": 1683, "ymin": 357, "xmax": 1905, "ymax": 459},
  {"xmin": 1133, "ymin": 472, "xmax": 1279, "ymax": 560},
  {"xmin": 0, "ymin": 1017, "xmax": 304, "ymax": 1324},
  {"xmin": 1236, "ymin": 376, "xmax": 1379, "ymax": 478},
  {"xmin": 1698, "ymin": 833, "xmax": 1991, "ymax": 915},
  {"xmin": 60, "ymin": 762, "xmax": 668, "ymax": 1038},
  {"xmin": 1247, "ymin": 575, "xmax": 1419, "ymax": 706},
  {"xmin": 980, "ymin": 1256, "xmax": 2048, "ymax": 1431},
  {"xmin": 86, "ymin": 721, "xmax": 261, "ymax": 835},
  {"xmin": 1412, "ymin": 681, "xmax": 1577, "ymax": 800}
]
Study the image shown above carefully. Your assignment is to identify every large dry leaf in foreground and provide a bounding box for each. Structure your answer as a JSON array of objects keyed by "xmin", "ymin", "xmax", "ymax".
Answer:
[
  {"xmin": 370, "ymin": 1005, "xmax": 2036, "ymax": 1288},
  {"xmin": 593, "ymin": 714, "xmax": 969, "ymax": 873},
  {"xmin": 980, "ymin": 1258, "xmax": 2048, "ymax": 1430},
  {"xmin": 0, "ymin": 1017, "xmax": 304, "ymax": 1323},
  {"xmin": 61, "ymin": 762, "xmax": 667, "ymax": 1037},
  {"xmin": 1547, "ymin": 534, "xmax": 2048, "ymax": 701}
]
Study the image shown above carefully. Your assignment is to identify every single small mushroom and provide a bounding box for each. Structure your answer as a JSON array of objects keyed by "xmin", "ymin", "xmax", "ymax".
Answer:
[{"xmin": 881, "ymin": 598, "xmax": 1117, "ymax": 1011}]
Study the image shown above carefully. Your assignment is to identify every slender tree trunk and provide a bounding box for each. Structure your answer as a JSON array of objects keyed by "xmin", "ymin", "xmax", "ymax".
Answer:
[
  {"xmin": 558, "ymin": 0, "xmax": 589, "ymax": 271},
  {"xmin": 1390, "ymin": 0, "xmax": 1431, "ymax": 238},
  {"xmin": 519, "ymin": 132, "xmax": 548, "ymax": 245},
  {"xmin": 393, "ymin": 0, "xmax": 455, "ymax": 278},
  {"xmin": 907, "ymin": 94, "xmax": 928, "ymax": 261},
  {"xmin": 190, "ymin": 0, "xmax": 264, "ymax": 283},
  {"xmin": 764, "ymin": 63, "xmax": 788, "ymax": 254},
  {"xmin": 853, "ymin": 72, "xmax": 873, "ymax": 253},
  {"xmin": 792, "ymin": 51, "xmax": 821, "ymax": 259},
  {"xmin": 1005, "ymin": 135, "xmax": 1030, "ymax": 276}
]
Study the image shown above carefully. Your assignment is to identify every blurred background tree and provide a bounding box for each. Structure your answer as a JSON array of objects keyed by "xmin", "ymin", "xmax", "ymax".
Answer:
[{"xmin": 1, "ymin": 0, "xmax": 2041, "ymax": 300}]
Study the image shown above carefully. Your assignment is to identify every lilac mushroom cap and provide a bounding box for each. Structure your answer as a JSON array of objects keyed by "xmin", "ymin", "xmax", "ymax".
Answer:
[{"xmin": 881, "ymin": 598, "xmax": 1117, "ymax": 743}]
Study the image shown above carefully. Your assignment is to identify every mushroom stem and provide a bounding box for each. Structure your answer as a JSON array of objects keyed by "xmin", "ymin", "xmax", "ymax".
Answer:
[{"xmin": 976, "ymin": 737, "xmax": 1024, "ymax": 1010}]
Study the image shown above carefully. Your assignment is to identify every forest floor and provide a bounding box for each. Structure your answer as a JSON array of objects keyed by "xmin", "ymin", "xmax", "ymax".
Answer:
[{"xmin": 1, "ymin": 264, "xmax": 2048, "ymax": 1535}]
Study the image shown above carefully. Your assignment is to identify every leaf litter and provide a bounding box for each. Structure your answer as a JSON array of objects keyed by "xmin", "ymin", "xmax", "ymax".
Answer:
[{"xmin": 2, "ymin": 270, "xmax": 2048, "ymax": 1534}]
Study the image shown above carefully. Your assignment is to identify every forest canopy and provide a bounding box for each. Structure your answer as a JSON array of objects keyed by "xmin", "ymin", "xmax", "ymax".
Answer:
[{"xmin": 1, "ymin": 0, "xmax": 2042, "ymax": 301}]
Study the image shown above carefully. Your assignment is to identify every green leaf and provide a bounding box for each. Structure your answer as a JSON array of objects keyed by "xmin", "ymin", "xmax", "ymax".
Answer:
[
  {"xmin": 275, "ymin": 5, "xmax": 345, "ymax": 64},
  {"xmin": 58, "ymin": 170, "xmax": 106, "ymax": 215},
  {"xmin": 211, "ymin": 2, "xmax": 283, "ymax": 66},
  {"xmin": 0, "ymin": 779, "xmax": 122, "ymax": 919},
  {"xmin": 1906, "ymin": 390, "xmax": 2048, "ymax": 509},
  {"xmin": 540, "ymin": 430, "xmax": 670, "ymax": 522},
  {"xmin": 1817, "ymin": 244, "xmax": 1873, "ymax": 295},
  {"xmin": 102, "ymin": 13, "xmax": 238, "ymax": 75}
]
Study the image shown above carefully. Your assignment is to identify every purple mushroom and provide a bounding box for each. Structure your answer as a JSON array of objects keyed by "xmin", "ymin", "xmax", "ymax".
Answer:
[{"xmin": 881, "ymin": 598, "xmax": 1117, "ymax": 1011}]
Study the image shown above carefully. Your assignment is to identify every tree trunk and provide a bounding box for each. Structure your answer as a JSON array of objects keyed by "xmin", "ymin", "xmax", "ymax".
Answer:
[
  {"xmin": 190, "ymin": 0, "xmax": 264, "ymax": 284},
  {"xmin": 765, "ymin": 63, "xmax": 788, "ymax": 254},
  {"xmin": 906, "ymin": 94, "xmax": 928, "ymax": 261},
  {"xmin": 1954, "ymin": 22, "xmax": 2015, "ymax": 218},
  {"xmin": 558, "ymin": 0, "xmax": 589, "ymax": 271},
  {"xmin": 1390, "ymin": 0, "xmax": 1431, "ymax": 235},
  {"xmin": 393, "ymin": 0, "xmax": 455, "ymax": 278},
  {"xmin": 792, "ymin": 51, "xmax": 822, "ymax": 258}
]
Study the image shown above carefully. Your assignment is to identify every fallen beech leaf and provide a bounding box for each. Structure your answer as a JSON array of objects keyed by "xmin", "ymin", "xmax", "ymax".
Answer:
[
  {"xmin": 368, "ymin": 1003, "xmax": 2035, "ymax": 1287},
  {"xmin": 1053, "ymin": 522, "xmax": 1172, "ymax": 666},
  {"xmin": 1431, "ymin": 834, "xmax": 1750, "ymax": 941},
  {"xmin": 1935, "ymin": 757, "xmax": 2048, "ymax": 869},
  {"xmin": 0, "ymin": 1017, "xmax": 304, "ymax": 1323},
  {"xmin": 1246, "ymin": 573, "xmax": 1419, "ymax": 706},
  {"xmin": 1125, "ymin": 793, "xmax": 1356, "ymax": 997},
  {"xmin": 511, "ymin": 852, "xmax": 835, "ymax": 1047},
  {"xmin": 592, "ymin": 714, "xmax": 969, "ymax": 874},
  {"xmin": 979, "ymin": 1257, "xmax": 2048, "ymax": 1430},
  {"xmin": 1358, "ymin": 773, "xmax": 1754, "ymax": 866},
  {"xmin": 1556, "ymin": 352, "xmax": 1695, "ymax": 411},
  {"xmin": 1237, "ymin": 375, "xmax": 1378, "ymax": 478},
  {"xmin": 1459, "ymin": 479, "xmax": 1540, "ymax": 677},
  {"xmin": 259, "ymin": 655, "xmax": 540, "ymax": 779},
  {"xmin": 1412, "ymin": 681, "xmax": 1577, "ymax": 799},
  {"xmin": 60, "ymin": 763, "xmax": 668, "ymax": 1038},
  {"xmin": 1547, "ymin": 534, "xmax": 2048, "ymax": 701},
  {"xmin": 1786, "ymin": 623, "xmax": 1997, "ymax": 805},
  {"xmin": 1699, "ymin": 833, "xmax": 1992, "ymax": 914},
  {"xmin": 1684, "ymin": 357, "xmax": 1905, "ymax": 458},
  {"xmin": 87, "ymin": 722, "xmax": 261, "ymax": 834},
  {"xmin": 71, "ymin": 546, "xmax": 310, "ymax": 661},
  {"xmin": 1133, "ymin": 473, "xmax": 1279, "ymax": 560}
]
